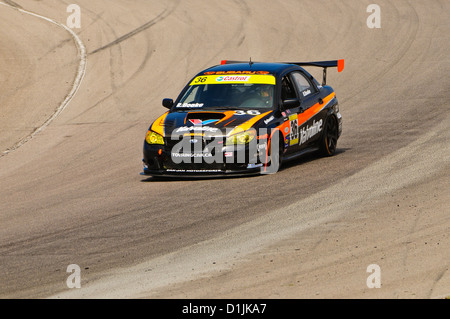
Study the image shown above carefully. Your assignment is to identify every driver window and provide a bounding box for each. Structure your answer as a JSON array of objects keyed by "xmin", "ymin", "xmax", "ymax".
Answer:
[
  {"xmin": 281, "ymin": 75, "xmax": 297, "ymax": 100},
  {"xmin": 291, "ymin": 71, "xmax": 316, "ymax": 98}
]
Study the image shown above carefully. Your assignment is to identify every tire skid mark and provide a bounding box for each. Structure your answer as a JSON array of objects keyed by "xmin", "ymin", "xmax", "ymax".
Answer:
[
  {"xmin": 74, "ymin": 6, "xmax": 124, "ymax": 91},
  {"xmin": 341, "ymin": 1, "xmax": 420, "ymax": 106},
  {"xmin": 69, "ymin": 1, "xmax": 179, "ymax": 122},
  {"xmin": 89, "ymin": 0, "xmax": 180, "ymax": 56},
  {"xmin": 428, "ymin": 267, "xmax": 449, "ymax": 299},
  {"xmin": 0, "ymin": 1, "xmax": 87, "ymax": 157},
  {"xmin": 199, "ymin": 0, "xmax": 250, "ymax": 69},
  {"xmin": 2, "ymin": 0, "xmax": 20, "ymax": 9}
]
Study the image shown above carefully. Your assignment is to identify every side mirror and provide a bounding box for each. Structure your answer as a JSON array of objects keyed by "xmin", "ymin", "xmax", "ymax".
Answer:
[
  {"xmin": 282, "ymin": 98, "xmax": 300, "ymax": 109},
  {"xmin": 162, "ymin": 98, "xmax": 173, "ymax": 109}
]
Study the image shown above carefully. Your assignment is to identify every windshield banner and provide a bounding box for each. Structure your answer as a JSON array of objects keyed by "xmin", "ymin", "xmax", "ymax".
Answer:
[{"xmin": 190, "ymin": 74, "xmax": 276, "ymax": 85}]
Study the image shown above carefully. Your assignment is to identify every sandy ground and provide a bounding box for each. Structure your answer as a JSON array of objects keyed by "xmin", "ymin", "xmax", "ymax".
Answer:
[
  {"xmin": 0, "ymin": 0, "xmax": 448, "ymax": 299},
  {"xmin": 0, "ymin": 3, "xmax": 78, "ymax": 153},
  {"xmin": 147, "ymin": 168, "xmax": 449, "ymax": 299}
]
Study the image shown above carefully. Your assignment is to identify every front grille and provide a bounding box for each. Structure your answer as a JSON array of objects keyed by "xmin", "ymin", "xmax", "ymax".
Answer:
[
  {"xmin": 163, "ymin": 135, "xmax": 262, "ymax": 172},
  {"xmin": 164, "ymin": 136, "xmax": 225, "ymax": 170}
]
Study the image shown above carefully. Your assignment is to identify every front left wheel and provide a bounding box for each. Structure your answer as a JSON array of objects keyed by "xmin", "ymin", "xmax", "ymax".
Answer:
[{"xmin": 264, "ymin": 130, "xmax": 283, "ymax": 174}]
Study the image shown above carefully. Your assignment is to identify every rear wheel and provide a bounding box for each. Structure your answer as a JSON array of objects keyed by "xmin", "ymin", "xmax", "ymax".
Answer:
[{"xmin": 320, "ymin": 115, "xmax": 338, "ymax": 156}]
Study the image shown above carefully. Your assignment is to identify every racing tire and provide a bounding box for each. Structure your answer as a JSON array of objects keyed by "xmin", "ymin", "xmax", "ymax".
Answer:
[{"xmin": 320, "ymin": 115, "xmax": 338, "ymax": 156}]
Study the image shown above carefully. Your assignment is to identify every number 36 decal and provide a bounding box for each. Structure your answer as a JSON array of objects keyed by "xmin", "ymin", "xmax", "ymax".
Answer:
[
  {"xmin": 289, "ymin": 114, "xmax": 299, "ymax": 145},
  {"xmin": 235, "ymin": 110, "xmax": 261, "ymax": 115}
]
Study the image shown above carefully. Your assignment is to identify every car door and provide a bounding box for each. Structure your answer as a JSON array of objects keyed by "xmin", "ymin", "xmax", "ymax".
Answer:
[
  {"xmin": 290, "ymin": 71, "xmax": 326, "ymax": 149},
  {"xmin": 279, "ymin": 73, "xmax": 303, "ymax": 155}
]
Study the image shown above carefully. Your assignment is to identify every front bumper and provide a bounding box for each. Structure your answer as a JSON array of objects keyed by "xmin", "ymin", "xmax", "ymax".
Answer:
[
  {"xmin": 142, "ymin": 140, "xmax": 269, "ymax": 177},
  {"xmin": 336, "ymin": 111, "xmax": 343, "ymax": 138},
  {"xmin": 141, "ymin": 168, "xmax": 261, "ymax": 178}
]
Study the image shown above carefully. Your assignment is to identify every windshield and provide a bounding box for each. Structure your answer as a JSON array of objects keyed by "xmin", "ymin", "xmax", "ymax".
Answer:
[{"xmin": 175, "ymin": 74, "xmax": 275, "ymax": 110}]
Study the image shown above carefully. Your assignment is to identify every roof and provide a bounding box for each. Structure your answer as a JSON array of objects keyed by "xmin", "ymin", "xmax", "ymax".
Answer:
[{"xmin": 199, "ymin": 62, "xmax": 299, "ymax": 76}]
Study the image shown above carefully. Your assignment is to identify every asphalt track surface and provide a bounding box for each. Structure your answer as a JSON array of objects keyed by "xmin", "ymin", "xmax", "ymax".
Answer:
[{"xmin": 0, "ymin": 0, "xmax": 448, "ymax": 298}]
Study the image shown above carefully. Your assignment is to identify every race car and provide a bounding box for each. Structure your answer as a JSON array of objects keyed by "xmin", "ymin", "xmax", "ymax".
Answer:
[{"xmin": 142, "ymin": 59, "xmax": 344, "ymax": 177}]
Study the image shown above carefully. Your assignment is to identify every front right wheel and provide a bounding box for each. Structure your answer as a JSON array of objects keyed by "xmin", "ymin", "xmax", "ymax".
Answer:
[{"xmin": 263, "ymin": 130, "xmax": 283, "ymax": 174}]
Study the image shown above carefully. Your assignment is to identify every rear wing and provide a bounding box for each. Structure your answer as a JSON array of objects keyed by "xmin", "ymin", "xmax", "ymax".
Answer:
[
  {"xmin": 220, "ymin": 59, "xmax": 344, "ymax": 86},
  {"xmin": 288, "ymin": 60, "xmax": 345, "ymax": 86}
]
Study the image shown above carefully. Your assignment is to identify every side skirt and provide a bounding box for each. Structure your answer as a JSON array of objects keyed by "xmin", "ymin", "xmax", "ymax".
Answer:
[{"xmin": 282, "ymin": 146, "xmax": 320, "ymax": 162}]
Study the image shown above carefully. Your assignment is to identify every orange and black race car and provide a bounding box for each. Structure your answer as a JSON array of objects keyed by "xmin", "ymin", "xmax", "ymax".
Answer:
[{"xmin": 142, "ymin": 59, "xmax": 344, "ymax": 177}]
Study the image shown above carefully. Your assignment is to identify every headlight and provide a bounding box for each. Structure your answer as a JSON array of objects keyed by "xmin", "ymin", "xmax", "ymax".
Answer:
[
  {"xmin": 145, "ymin": 130, "xmax": 164, "ymax": 145},
  {"xmin": 226, "ymin": 129, "xmax": 256, "ymax": 145}
]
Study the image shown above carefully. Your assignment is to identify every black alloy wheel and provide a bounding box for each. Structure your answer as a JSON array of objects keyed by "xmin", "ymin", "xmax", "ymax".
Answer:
[{"xmin": 320, "ymin": 115, "xmax": 338, "ymax": 156}]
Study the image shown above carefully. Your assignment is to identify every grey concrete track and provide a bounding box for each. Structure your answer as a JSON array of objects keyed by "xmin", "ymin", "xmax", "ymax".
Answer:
[{"xmin": 0, "ymin": 0, "xmax": 448, "ymax": 298}]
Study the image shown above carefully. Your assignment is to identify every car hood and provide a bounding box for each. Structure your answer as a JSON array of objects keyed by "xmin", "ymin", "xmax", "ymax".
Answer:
[{"xmin": 153, "ymin": 109, "xmax": 273, "ymax": 137}]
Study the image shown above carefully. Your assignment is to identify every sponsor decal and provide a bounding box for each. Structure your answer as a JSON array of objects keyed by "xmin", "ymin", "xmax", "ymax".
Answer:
[
  {"xmin": 189, "ymin": 119, "xmax": 218, "ymax": 125},
  {"xmin": 257, "ymin": 143, "xmax": 267, "ymax": 150},
  {"xmin": 302, "ymin": 89, "xmax": 311, "ymax": 96},
  {"xmin": 257, "ymin": 134, "xmax": 268, "ymax": 140},
  {"xmin": 264, "ymin": 115, "xmax": 274, "ymax": 124},
  {"xmin": 299, "ymin": 119, "xmax": 323, "ymax": 145},
  {"xmin": 175, "ymin": 126, "xmax": 219, "ymax": 133},
  {"xmin": 247, "ymin": 163, "xmax": 263, "ymax": 169},
  {"xmin": 171, "ymin": 152, "xmax": 213, "ymax": 158},
  {"xmin": 203, "ymin": 70, "xmax": 270, "ymax": 75},
  {"xmin": 177, "ymin": 103, "xmax": 204, "ymax": 108},
  {"xmin": 216, "ymin": 75, "xmax": 250, "ymax": 82}
]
